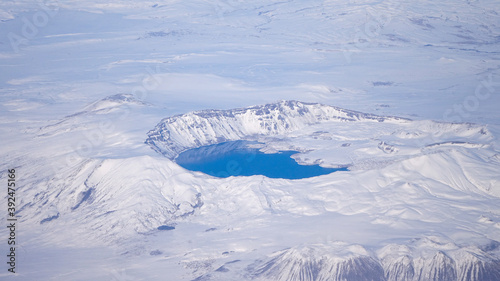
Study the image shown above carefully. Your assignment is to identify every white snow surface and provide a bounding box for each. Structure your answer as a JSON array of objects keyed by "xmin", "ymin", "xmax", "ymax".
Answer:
[{"xmin": 1, "ymin": 0, "xmax": 500, "ymax": 280}]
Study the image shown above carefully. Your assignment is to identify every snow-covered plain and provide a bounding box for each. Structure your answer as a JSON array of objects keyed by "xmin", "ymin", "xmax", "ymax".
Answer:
[{"xmin": 1, "ymin": 0, "xmax": 500, "ymax": 280}]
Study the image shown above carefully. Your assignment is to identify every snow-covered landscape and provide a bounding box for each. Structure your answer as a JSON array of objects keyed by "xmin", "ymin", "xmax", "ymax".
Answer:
[{"xmin": 1, "ymin": 1, "xmax": 500, "ymax": 280}]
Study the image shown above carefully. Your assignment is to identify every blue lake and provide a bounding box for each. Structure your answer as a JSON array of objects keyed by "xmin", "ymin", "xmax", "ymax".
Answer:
[{"xmin": 175, "ymin": 141, "xmax": 347, "ymax": 179}]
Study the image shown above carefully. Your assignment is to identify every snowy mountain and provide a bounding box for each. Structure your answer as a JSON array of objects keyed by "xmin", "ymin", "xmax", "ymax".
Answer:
[
  {"xmin": 1, "ymin": 96, "xmax": 499, "ymax": 280},
  {"xmin": 248, "ymin": 243, "xmax": 386, "ymax": 281},
  {"xmin": 1, "ymin": 0, "xmax": 500, "ymax": 280},
  {"xmin": 202, "ymin": 239, "xmax": 500, "ymax": 281},
  {"xmin": 146, "ymin": 100, "xmax": 409, "ymax": 159}
]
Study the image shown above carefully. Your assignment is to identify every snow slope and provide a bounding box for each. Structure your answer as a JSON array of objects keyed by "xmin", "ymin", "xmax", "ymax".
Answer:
[{"xmin": 1, "ymin": 0, "xmax": 500, "ymax": 280}]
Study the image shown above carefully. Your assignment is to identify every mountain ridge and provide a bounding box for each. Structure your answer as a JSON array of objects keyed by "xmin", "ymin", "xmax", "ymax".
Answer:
[{"xmin": 146, "ymin": 100, "xmax": 410, "ymax": 159}]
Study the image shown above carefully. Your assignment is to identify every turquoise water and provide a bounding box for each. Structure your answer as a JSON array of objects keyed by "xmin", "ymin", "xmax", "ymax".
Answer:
[{"xmin": 176, "ymin": 141, "xmax": 347, "ymax": 179}]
